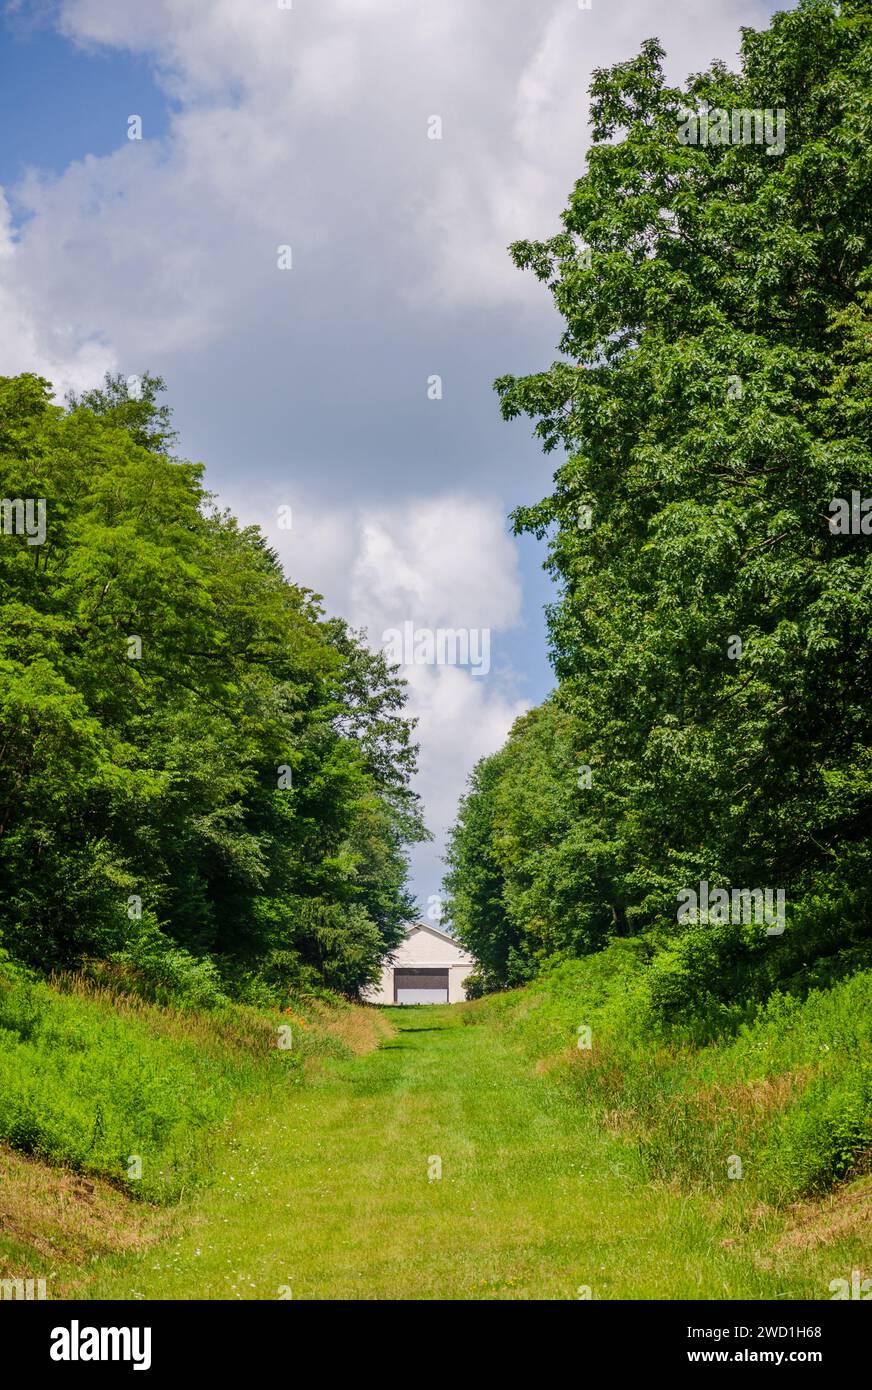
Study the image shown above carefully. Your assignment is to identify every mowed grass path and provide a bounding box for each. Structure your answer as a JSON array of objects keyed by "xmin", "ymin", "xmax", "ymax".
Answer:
[{"xmin": 82, "ymin": 1006, "xmax": 821, "ymax": 1300}]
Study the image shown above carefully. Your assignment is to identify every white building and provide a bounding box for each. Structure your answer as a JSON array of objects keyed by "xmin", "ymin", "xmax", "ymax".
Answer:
[{"xmin": 365, "ymin": 921, "xmax": 475, "ymax": 1005}]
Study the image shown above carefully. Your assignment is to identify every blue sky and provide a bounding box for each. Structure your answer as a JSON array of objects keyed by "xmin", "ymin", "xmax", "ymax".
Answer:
[
  {"xmin": 0, "ymin": 0, "xmax": 782, "ymax": 911},
  {"xmin": 0, "ymin": 22, "xmax": 170, "ymax": 185}
]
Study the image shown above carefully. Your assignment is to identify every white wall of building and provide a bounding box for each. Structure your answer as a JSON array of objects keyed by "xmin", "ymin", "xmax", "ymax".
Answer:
[{"xmin": 364, "ymin": 923, "xmax": 475, "ymax": 1005}]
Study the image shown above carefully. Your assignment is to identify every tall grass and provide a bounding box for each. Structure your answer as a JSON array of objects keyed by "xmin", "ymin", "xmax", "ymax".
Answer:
[
  {"xmin": 0, "ymin": 966, "xmax": 373, "ymax": 1201},
  {"xmin": 467, "ymin": 944, "xmax": 872, "ymax": 1206}
]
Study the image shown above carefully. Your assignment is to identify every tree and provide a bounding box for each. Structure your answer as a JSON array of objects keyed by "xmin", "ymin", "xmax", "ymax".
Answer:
[
  {"xmin": 446, "ymin": 0, "xmax": 872, "ymax": 995},
  {"xmin": 0, "ymin": 372, "xmax": 425, "ymax": 996}
]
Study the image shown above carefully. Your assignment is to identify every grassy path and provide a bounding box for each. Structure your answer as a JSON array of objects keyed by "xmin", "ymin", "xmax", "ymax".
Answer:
[{"xmin": 81, "ymin": 1006, "xmax": 816, "ymax": 1300}]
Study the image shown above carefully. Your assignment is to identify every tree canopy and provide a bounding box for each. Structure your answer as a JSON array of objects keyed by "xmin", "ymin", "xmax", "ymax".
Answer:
[
  {"xmin": 444, "ymin": 0, "xmax": 872, "ymax": 1014},
  {"xmin": 0, "ymin": 371, "xmax": 426, "ymax": 997}
]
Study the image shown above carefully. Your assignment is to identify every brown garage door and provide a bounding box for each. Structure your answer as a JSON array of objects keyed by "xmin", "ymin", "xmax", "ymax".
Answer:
[{"xmin": 394, "ymin": 968, "xmax": 449, "ymax": 1004}]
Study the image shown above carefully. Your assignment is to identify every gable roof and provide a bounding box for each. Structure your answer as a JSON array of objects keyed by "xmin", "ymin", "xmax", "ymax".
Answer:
[
  {"xmin": 407, "ymin": 920, "xmax": 460, "ymax": 945},
  {"xmin": 379, "ymin": 920, "xmax": 474, "ymax": 970}
]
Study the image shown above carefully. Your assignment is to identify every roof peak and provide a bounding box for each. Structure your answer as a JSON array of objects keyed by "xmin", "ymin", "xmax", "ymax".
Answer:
[{"xmin": 409, "ymin": 919, "xmax": 457, "ymax": 943}]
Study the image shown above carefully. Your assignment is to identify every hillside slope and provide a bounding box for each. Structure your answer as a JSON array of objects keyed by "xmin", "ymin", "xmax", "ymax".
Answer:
[{"xmin": 3, "ymin": 968, "xmax": 868, "ymax": 1300}]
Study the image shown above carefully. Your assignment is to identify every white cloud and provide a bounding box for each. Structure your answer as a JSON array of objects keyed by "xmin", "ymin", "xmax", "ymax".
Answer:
[
  {"xmin": 224, "ymin": 485, "xmax": 529, "ymax": 902},
  {"xmin": 225, "ymin": 486, "xmax": 523, "ymax": 641},
  {"xmin": 350, "ymin": 495, "xmax": 530, "ymax": 906},
  {"xmin": 0, "ymin": 0, "xmax": 772, "ymax": 375},
  {"xmin": 0, "ymin": 188, "xmax": 117, "ymax": 395},
  {"xmin": 351, "ymin": 494, "xmax": 522, "ymax": 634},
  {"xmin": 0, "ymin": 0, "xmax": 778, "ymax": 898},
  {"xmin": 403, "ymin": 660, "xmax": 527, "ymax": 899}
]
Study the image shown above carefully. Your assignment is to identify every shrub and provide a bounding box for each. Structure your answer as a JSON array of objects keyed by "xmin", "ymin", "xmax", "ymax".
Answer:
[{"xmin": 105, "ymin": 921, "xmax": 229, "ymax": 1009}]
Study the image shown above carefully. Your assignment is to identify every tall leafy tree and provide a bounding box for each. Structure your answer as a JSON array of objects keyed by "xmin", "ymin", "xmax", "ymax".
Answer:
[
  {"xmin": 0, "ymin": 372, "xmax": 425, "ymax": 995},
  {"xmin": 446, "ymin": 0, "xmax": 872, "ymax": 996}
]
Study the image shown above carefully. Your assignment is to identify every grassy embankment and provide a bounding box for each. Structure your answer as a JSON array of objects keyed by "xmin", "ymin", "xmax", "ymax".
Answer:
[{"xmin": 1, "ymin": 948, "xmax": 869, "ymax": 1299}]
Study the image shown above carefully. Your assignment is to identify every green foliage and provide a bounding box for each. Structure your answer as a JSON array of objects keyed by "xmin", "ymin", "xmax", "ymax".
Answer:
[
  {"xmin": 105, "ymin": 920, "xmax": 230, "ymax": 1009},
  {"xmin": 470, "ymin": 946, "xmax": 872, "ymax": 1205},
  {"xmin": 762, "ymin": 1062, "xmax": 872, "ymax": 1199},
  {"xmin": 445, "ymin": 701, "xmax": 623, "ymax": 984},
  {"xmin": 0, "ymin": 971, "xmax": 274, "ymax": 1200},
  {"xmin": 0, "ymin": 964, "xmax": 374, "ymax": 1201},
  {"xmin": 460, "ymin": 969, "xmax": 494, "ymax": 1001},
  {"xmin": 0, "ymin": 371, "xmax": 425, "ymax": 996},
  {"xmin": 444, "ymin": 2, "xmax": 872, "ymax": 1011}
]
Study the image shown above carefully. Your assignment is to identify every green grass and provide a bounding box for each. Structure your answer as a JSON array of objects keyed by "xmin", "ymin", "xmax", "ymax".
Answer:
[
  {"xmin": 71, "ymin": 1003, "xmax": 869, "ymax": 1300},
  {"xmin": 488, "ymin": 948, "xmax": 872, "ymax": 1206},
  {"xmin": 0, "ymin": 969, "xmax": 361, "ymax": 1202},
  {"xmin": 2, "ymin": 956, "xmax": 870, "ymax": 1300}
]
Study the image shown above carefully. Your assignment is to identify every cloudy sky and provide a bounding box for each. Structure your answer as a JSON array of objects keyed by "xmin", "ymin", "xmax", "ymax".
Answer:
[{"xmin": 0, "ymin": 0, "xmax": 783, "ymax": 910}]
